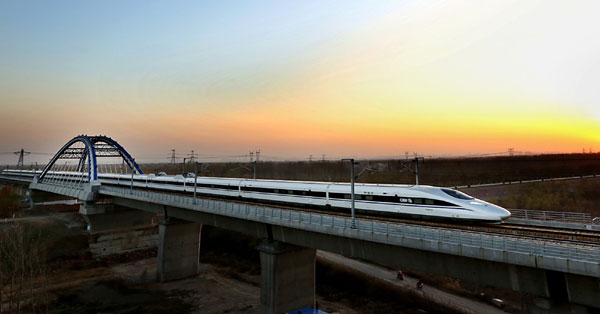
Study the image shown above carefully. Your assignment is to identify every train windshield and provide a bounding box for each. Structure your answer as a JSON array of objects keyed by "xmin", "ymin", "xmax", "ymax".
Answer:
[{"xmin": 441, "ymin": 188, "xmax": 474, "ymax": 200}]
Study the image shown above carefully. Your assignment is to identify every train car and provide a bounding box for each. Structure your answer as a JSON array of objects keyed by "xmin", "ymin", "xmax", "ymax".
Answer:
[
  {"xmin": 0, "ymin": 169, "xmax": 511, "ymax": 223},
  {"xmin": 98, "ymin": 173, "xmax": 511, "ymax": 223}
]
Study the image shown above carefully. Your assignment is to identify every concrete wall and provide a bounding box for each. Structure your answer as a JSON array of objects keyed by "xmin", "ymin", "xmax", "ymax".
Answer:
[
  {"xmin": 80, "ymin": 204, "xmax": 158, "ymax": 232},
  {"xmin": 89, "ymin": 226, "xmax": 158, "ymax": 257}
]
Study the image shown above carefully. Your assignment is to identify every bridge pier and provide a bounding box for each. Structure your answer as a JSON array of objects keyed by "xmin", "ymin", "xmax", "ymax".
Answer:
[
  {"xmin": 526, "ymin": 297, "xmax": 593, "ymax": 314},
  {"xmin": 564, "ymin": 273, "xmax": 600, "ymax": 312},
  {"xmin": 157, "ymin": 218, "xmax": 202, "ymax": 282},
  {"xmin": 258, "ymin": 240, "xmax": 316, "ymax": 314}
]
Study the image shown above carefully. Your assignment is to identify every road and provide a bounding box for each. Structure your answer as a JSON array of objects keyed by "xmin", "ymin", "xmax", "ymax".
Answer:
[{"xmin": 317, "ymin": 251, "xmax": 507, "ymax": 314}]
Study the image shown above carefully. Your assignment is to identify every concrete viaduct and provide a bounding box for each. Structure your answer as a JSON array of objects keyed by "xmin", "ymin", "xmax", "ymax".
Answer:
[{"xmin": 2, "ymin": 135, "xmax": 599, "ymax": 314}]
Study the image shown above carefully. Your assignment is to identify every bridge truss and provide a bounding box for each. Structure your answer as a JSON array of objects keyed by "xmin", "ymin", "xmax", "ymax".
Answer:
[{"xmin": 37, "ymin": 135, "xmax": 143, "ymax": 189}]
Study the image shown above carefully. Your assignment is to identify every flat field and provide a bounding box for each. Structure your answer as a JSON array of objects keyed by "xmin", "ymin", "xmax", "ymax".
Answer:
[{"xmin": 141, "ymin": 153, "xmax": 600, "ymax": 186}]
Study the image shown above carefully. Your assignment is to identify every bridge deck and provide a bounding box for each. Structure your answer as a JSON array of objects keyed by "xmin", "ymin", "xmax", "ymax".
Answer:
[{"xmin": 100, "ymin": 186, "xmax": 600, "ymax": 278}]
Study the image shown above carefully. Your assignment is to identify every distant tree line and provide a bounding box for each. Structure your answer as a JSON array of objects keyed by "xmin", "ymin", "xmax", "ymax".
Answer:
[{"xmin": 141, "ymin": 154, "xmax": 600, "ymax": 187}]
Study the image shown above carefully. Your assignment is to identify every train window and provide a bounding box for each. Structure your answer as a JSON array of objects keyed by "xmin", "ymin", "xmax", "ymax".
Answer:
[
  {"xmin": 344, "ymin": 194, "xmax": 351, "ymax": 199},
  {"xmin": 433, "ymin": 199, "xmax": 458, "ymax": 206},
  {"xmin": 365, "ymin": 195, "xmax": 373, "ymax": 201},
  {"xmin": 329, "ymin": 193, "xmax": 344, "ymax": 199},
  {"xmin": 425, "ymin": 199, "xmax": 434, "ymax": 205},
  {"xmin": 306, "ymin": 191, "xmax": 326, "ymax": 197},
  {"xmin": 441, "ymin": 188, "xmax": 473, "ymax": 200},
  {"xmin": 373, "ymin": 195, "xmax": 397, "ymax": 203},
  {"xmin": 412, "ymin": 198, "xmax": 423, "ymax": 204}
]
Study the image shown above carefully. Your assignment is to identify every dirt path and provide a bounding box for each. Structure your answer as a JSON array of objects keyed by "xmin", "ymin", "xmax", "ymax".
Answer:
[
  {"xmin": 38, "ymin": 252, "xmax": 508, "ymax": 313},
  {"xmin": 317, "ymin": 251, "xmax": 508, "ymax": 314}
]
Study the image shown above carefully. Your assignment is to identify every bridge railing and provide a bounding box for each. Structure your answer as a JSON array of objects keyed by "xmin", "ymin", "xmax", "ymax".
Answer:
[
  {"xmin": 100, "ymin": 187, "xmax": 600, "ymax": 264},
  {"xmin": 509, "ymin": 209, "xmax": 592, "ymax": 224}
]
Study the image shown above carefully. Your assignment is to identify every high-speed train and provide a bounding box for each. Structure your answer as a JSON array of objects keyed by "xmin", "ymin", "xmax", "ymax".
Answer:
[{"xmin": 1, "ymin": 169, "xmax": 511, "ymax": 223}]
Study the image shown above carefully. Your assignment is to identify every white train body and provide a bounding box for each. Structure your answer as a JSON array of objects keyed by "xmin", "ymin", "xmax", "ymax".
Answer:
[{"xmin": 2, "ymin": 169, "xmax": 511, "ymax": 223}]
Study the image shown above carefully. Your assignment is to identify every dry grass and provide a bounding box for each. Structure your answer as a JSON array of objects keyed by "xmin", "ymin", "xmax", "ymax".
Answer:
[
  {"xmin": 493, "ymin": 179, "xmax": 600, "ymax": 217},
  {"xmin": 0, "ymin": 186, "xmax": 25, "ymax": 218}
]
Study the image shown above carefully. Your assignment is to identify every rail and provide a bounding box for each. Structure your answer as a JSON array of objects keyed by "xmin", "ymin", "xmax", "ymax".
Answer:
[{"xmin": 100, "ymin": 186, "xmax": 600, "ymax": 264}]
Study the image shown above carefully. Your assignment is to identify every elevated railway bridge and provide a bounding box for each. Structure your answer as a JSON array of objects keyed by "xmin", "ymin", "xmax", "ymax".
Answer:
[{"xmin": 1, "ymin": 135, "xmax": 599, "ymax": 314}]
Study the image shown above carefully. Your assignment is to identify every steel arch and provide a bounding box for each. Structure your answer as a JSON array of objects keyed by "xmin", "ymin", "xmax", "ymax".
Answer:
[{"xmin": 38, "ymin": 135, "xmax": 143, "ymax": 183}]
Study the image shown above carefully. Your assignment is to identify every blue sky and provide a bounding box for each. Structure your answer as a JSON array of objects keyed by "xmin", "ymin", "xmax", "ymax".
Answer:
[{"xmin": 1, "ymin": 1, "xmax": 599, "ymax": 164}]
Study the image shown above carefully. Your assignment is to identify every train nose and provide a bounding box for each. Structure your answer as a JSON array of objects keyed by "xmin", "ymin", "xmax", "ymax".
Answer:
[{"xmin": 492, "ymin": 204, "xmax": 511, "ymax": 220}]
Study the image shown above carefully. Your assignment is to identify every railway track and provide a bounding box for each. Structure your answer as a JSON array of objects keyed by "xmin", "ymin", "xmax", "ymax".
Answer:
[
  {"xmin": 300, "ymin": 207, "xmax": 600, "ymax": 245},
  {"xmin": 107, "ymin": 186, "xmax": 600, "ymax": 245}
]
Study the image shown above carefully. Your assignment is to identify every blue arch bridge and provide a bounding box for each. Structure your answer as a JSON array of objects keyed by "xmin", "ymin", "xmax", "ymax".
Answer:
[{"xmin": 1, "ymin": 135, "xmax": 600, "ymax": 314}]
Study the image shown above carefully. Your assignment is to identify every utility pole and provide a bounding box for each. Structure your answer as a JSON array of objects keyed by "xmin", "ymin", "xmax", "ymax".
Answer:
[
  {"xmin": 399, "ymin": 157, "xmax": 424, "ymax": 185},
  {"xmin": 182, "ymin": 157, "xmax": 188, "ymax": 174},
  {"xmin": 341, "ymin": 158, "xmax": 359, "ymax": 228},
  {"xmin": 170, "ymin": 149, "xmax": 176, "ymax": 164},
  {"xmin": 414, "ymin": 158, "xmax": 420, "ymax": 185},
  {"xmin": 130, "ymin": 158, "xmax": 136, "ymax": 194},
  {"xmin": 14, "ymin": 149, "xmax": 31, "ymax": 169},
  {"xmin": 253, "ymin": 160, "xmax": 257, "ymax": 180},
  {"xmin": 193, "ymin": 162, "xmax": 199, "ymax": 204},
  {"xmin": 130, "ymin": 167, "xmax": 134, "ymax": 193}
]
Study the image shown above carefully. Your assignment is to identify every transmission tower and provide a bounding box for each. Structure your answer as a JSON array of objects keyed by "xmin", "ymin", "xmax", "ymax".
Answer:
[
  {"xmin": 170, "ymin": 149, "xmax": 176, "ymax": 164},
  {"xmin": 255, "ymin": 149, "xmax": 260, "ymax": 161},
  {"xmin": 14, "ymin": 149, "xmax": 31, "ymax": 168},
  {"xmin": 189, "ymin": 150, "xmax": 196, "ymax": 163},
  {"xmin": 249, "ymin": 151, "xmax": 254, "ymax": 162}
]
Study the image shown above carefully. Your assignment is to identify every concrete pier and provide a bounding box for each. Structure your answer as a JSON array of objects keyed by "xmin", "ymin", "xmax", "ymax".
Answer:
[
  {"xmin": 157, "ymin": 218, "xmax": 202, "ymax": 282},
  {"xmin": 258, "ymin": 240, "xmax": 316, "ymax": 314}
]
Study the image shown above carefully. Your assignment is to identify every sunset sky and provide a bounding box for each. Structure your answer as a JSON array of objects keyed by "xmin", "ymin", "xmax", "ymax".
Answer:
[{"xmin": 1, "ymin": 1, "xmax": 599, "ymax": 163}]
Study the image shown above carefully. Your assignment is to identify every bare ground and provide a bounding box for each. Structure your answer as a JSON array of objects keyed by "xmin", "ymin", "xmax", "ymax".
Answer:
[{"xmin": 37, "ymin": 248, "xmax": 475, "ymax": 314}]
